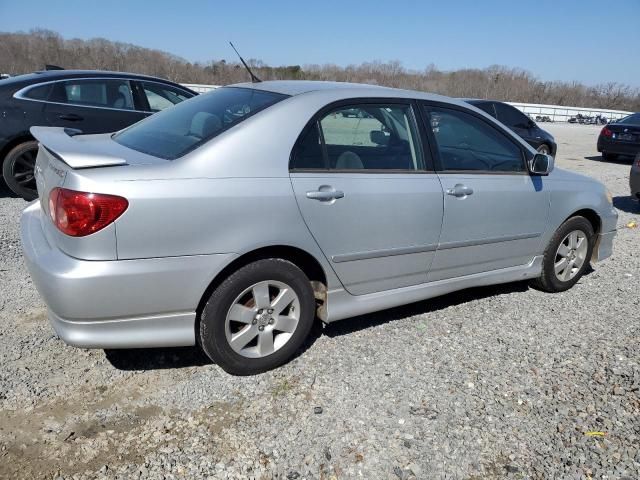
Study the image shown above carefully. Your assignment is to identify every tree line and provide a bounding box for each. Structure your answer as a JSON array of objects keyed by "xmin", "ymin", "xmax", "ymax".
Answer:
[{"xmin": 2, "ymin": 29, "xmax": 638, "ymax": 111}]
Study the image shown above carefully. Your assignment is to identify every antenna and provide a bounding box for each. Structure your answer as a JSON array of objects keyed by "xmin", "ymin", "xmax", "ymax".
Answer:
[{"xmin": 229, "ymin": 42, "xmax": 262, "ymax": 83}]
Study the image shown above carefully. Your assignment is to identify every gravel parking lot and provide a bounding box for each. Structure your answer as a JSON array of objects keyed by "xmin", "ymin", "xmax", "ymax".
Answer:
[{"xmin": 0, "ymin": 123, "xmax": 638, "ymax": 480}]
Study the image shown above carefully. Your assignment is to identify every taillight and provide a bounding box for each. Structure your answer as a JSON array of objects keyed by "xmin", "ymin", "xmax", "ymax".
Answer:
[
  {"xmin": 635, "ymin": 154, "xmax": 640, "ymax": 167},
  {"xmin": 48, "ymin": 188, "xmax": 128, "ymax": 237},
  {"xmin": 600, "ymin": 126, "xmax": 613, "ymax": 138}
]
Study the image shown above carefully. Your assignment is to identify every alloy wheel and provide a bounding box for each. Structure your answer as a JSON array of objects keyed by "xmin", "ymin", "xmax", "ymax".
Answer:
[
  {"xmin": 225, "ymin": 280, "xmax": 301, "ymax": 358},
  {"xmin": 11, "ymin": 148, "xmax": 38, "ymax": 195},
  {"xmin": 537, "ymin": 145, "xmax": 550, "ymax": 155},
  {"xmin": 554, "ymin": 230, "xmax": 588, "ymax": 282}
]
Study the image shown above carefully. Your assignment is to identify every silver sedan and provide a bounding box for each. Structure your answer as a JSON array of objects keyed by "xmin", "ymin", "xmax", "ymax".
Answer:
[{"xmin": 21, "ymin": 81, "xmax": 618, "ymax": 374}]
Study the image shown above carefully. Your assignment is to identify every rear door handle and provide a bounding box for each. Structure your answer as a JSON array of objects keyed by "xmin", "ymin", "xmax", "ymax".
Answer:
[
  {"xmin": 306, "ymin": 189, "xmax": 345, "ymax": 201},
  {"xmin": 446, "ymin": 184, "xmax": 474, "ymax": 197},
  {"xmin": 58, "ymin": 113, "xmax": 83, "ymax": 121}
]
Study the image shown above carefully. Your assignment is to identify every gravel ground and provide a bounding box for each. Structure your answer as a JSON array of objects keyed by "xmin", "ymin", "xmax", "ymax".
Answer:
[{"xmin": 0, "ymin": 123, "xmax": 638, "ymax": 480}]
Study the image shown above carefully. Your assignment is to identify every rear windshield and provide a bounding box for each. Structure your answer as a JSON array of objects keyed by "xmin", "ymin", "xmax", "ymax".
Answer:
[
  {"xmin": 113, "ymin": 87, "xmax": 287, "ymax": 159},
  {"xmin": 618, "ymin": 113, "xmax": 640, "ymax": 125}
]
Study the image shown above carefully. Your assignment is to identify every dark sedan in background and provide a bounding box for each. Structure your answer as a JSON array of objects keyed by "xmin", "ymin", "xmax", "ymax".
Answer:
[
  {"xmin": 465, "ymin": 99, "xmax": 557, "ymax": 156},
  {"xmin": 0, "ymin": 69, "xmax": 196, "ymax": 199},
  {"xmin": 631, "ymin": 154, "xmax": 640, "ymax": 201},
  {"xmin": 597, "ymin": 113, "xmax": 640, "ymax": 162}
]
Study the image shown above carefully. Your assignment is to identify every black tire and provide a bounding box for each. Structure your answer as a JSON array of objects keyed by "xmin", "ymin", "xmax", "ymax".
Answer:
[
  {"xmin": 531, "ymin": 216, "xmax": 595, "ymax": 293},
  {"xmin": 602, "ymin": 152, "xmax": 617, "ymax": 162},
  {"xmin": 199, "ymin": 258, "xmax": 316, "ymax": 375},
  {"xmin": 2, "ymin": 141, "xmax": 39, "ymax": 200},
  {"xmin": 536, "ymin": 144, "xmax": 551, "ymax": 155}
]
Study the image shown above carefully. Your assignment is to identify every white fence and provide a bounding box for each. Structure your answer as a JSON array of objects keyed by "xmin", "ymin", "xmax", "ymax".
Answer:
[
  {"xmin": 181, "ymin": 83, "xmax": 633, "ymax": 123},
  {"xmin": 507, "ymin": 102, "xmax": 632, "ymax": 123}
]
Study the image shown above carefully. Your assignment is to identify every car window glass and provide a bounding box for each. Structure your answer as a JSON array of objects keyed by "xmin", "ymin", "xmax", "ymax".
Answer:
[
  {"xmin": 494, "ymin": 103, "xmax": 530, "ymax": 128},
  {"xmin": 316, "ymin": 104, "xmax": 421, "ymax": 170},
  {"xmin": 291, "ymin": 123, "xmax": 325, "ymax": 169},
  {"xmin": 619, "ymin": 113, "xmax": 640, "ymax": 124},
  {"xmin": 50, "ymin": 79, "xmax": 135, "ymax": 110},
  {"xmin": 24, "ymin": 83, "xmax": 52, "ymax": 100},
  {"xmin": 471, "ymin": 102, "xmax": 496, "ymax": 118},
  {"xmin": 428, "ymin": 107, "xmax": 524, "ymax": 172},
  {"xmin": 140, "ymin": 82, "xmax": 192, "ymax": 111},
  {"xmin": 114, "ymin": 87, "xmax": 286, "ymax": 160}
]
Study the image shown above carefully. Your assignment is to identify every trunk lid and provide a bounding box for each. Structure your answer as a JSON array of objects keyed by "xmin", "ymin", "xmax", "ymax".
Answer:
[
  {"xmin": 31, "ymin": 126, "xmax": 129, "ymax": 169},
  {"xmin": 31, "ymin": 126, "xmax": 166, "ymax": 210},
  {"xmin": 607, "ymin": 123, "xmax": 640, "ymax": 143}
]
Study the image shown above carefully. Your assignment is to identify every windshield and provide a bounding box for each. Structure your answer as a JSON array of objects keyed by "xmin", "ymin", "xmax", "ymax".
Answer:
[
  {"xmin": 618, "ymin": 113, "xmax": 640, "ymax": 125},
  {"xmin": 114, "ymin": 87, "xmax": 288, "ymax": 159}
]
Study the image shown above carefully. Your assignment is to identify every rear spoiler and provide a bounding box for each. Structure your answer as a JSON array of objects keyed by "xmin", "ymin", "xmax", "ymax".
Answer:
[{"xmin": 30, "ymin": 126, "xmax": 128, "ymax": 169}]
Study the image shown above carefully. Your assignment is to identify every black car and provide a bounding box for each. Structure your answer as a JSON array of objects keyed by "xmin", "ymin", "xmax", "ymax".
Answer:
[
  {"xmin": 597, "ymin": 113, "xmax": 640, "ymax": 162},
  {"xmin": 0, "ymin": 70, "xmax": 196, "ymax": 199},
  {"xmin": 464, "ymin": 99, "xmax": 557, "ymax": 156}
]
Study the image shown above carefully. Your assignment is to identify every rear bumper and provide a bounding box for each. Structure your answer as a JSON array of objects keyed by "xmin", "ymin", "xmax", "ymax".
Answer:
[
  {"xmin": 21, "ymin": 202, "xmax": 236, "ymax": 348},
  {"xmin": 48, "ymin": 310, "xmax": 196, "ymax": 349},
  {"xmin": 597, "ymin": 138, "xmax": 640, "ymax": 157}
]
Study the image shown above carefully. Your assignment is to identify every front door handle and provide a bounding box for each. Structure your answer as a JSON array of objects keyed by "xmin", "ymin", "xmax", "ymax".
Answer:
[
  {"xmin": 306, "ymin": 189, "xmax": 345, "ymax": 201},
  {"xmin": 58, "ymin": 113, "xmax": 83, "ymax": 121},
  {"xmin": 446, "ymin": 184, "xmax": 474, "ymax": 197}
]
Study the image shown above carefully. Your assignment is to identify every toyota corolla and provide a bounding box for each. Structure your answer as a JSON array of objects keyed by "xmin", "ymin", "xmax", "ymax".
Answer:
[{"xmin": 21, "ymin": 81, "xmax": 617, "ymax": 375}]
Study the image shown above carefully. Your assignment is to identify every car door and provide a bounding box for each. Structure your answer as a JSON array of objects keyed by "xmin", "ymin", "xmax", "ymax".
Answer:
[
  {"xmin": 423, "ymin": 103, "xmax": 549, "ymax": 281},
  {"xmin": 43, "ymin": 78, "xmax": 146, "ymax": 134},
  {"xmin": 290, "ymin": 101, "xmax": 444, "ymax": 295}
]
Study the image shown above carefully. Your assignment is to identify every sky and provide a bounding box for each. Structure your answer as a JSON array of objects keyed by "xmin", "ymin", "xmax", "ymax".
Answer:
[{"xmin": 0, "ymin": 0, "xmax": 639, "ymax": 86}]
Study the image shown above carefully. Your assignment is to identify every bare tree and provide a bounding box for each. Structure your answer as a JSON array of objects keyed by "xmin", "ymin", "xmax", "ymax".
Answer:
[{"xmin": 1, "ymin": 30, "xmax": 638, "ymax": 111}]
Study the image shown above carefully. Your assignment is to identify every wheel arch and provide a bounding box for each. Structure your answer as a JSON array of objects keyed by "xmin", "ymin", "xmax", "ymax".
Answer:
[
  {"xmin": 195, "ymin": 245, "xmax": 329, "ymax": 331},
  {"xmin": 565, "ymin": 208, "xmax": 601, "ymax": 235}
]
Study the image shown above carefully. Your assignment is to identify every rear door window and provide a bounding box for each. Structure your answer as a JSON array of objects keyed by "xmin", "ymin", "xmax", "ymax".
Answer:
[
  {"xmin": 23, "ymin": 83, "xmax": 52, "ymax": 100},
  {"xmin": 494, "ymin": 103, "xmax": 530, "ymax": 129},
  {"xmin": 291, "ymin": 103, "xmax": 423, "ymax": 171},
  {"xmin": 139, "ymin": 82, "xmax": 193, "ymax": 111},
  {"xmin": 50, "ymin": 79, "xmax": 135, "ymax": 110},
  {"xmin": 471, "ymin": 102, "xmax": 497, "ymax": 119}
]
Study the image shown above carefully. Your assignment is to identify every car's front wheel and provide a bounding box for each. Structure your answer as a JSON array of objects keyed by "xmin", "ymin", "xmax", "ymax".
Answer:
[
  {"xmin": 531, "ymin": 216, "xmax": 595, "ymax": 292},
  {"xmin": 2, "ymin": 141, "xmax": 39, "ymax": 200},
  {"xmin": 199, "ymin": 258, "xmax": 316, "ymax": 375},
  {"xmin": 536, "ymin": 144, "xmax": 551, "ymax": 155}
]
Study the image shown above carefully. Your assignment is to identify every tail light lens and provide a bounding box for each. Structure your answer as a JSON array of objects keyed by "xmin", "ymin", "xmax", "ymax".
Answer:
[
  {"xmin": 48, "ymin": 188, "xmax": 128, "ymax": 237},
  {"xmin": 600, "ymin": 126, "xmax": 613, "ymax": 138}
]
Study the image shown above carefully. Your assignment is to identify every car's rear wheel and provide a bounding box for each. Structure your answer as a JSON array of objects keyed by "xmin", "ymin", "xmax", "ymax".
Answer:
[
  {"xmin": 199, "ymin": 258, "xmax": 316, "ymax": 375},
  {"xmin": 536, "ymin": 144, "xmax": 551, "ymax": 155},
  {"xmin": 531, "ymin": 216, "xmax": 594, "ymax": 293},
  {"xmin": 2, "ymin": 141, "xmax": 39, "ymax": 200},
  {"xmin": 602, "ymin": 152, "xmax": 617, "ymax": 162}
]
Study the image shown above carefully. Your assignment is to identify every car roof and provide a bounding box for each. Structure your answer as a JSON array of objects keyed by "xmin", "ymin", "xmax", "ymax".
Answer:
[
  {"xmin": 230, "ymin": 80, "xmax": 457, "ymax": 103},
  {"xmin": 0, "ymin": 69, "xmax": 194, "ymax": 92}
]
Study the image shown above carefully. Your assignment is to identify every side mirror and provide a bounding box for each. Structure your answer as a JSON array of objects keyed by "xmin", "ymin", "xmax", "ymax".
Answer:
[
  {"xmin": 370, "ymin": 129, "xmax": 390, "ymax": 146},
  {"xmin": 529, "ymin": 153, "xmax": 554, "ymax": 175}
]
